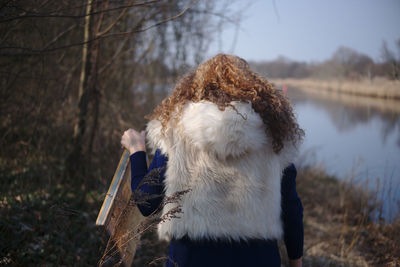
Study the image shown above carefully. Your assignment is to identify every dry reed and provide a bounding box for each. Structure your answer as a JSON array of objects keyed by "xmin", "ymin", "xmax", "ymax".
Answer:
[
  {"xmin": 297, "ymin": 167, "xmax": 400, "ymax": 266},
  {"xmin": 273, "ymin": 78, "xmax": 400, "ymax": 99}
]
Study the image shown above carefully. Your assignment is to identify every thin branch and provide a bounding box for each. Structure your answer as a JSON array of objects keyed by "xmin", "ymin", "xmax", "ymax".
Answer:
[
  {"xmin": 98, "ymin": 9, "xmax": 149, "ymax": 74},
  {"xmin": 100, "ymin": 0, "xmax": 199, "ymax": 38},
  {"xmin": 99, "ymin": 38, "xmax": 153, "ymax": 75},
  {"xmin": 43, "ymin": 23, "xmax": 77, "ymax": 50},
  {"xmin": 0, "ymin": 0, "xmax": 199, "ymax": 57},
  {"xmin": 0, "ymin": 71, "xmax": 61, "ymax": 81},
  {"xmin": 0, "ymin": 0, "xmax": 161, "ymax": 24},
  {"xmin": 98, "ymin": 37, "xmax": 130, "ymax": 74},
  {"xmin": 272, "ymin": 0, "xmax": 280, "ymax": 23},
  {"xmin": 95, "ymin": 0, "xmax": 108, "ymax": 34},
  {"xmin": 96, "ymin": 4, "xmax": 128, "ymax": 36},
  {"xmin": 0, "ymin": 0, "xmax": 14, "ymax": 11},
  {"xmin": 189, "ymin": 9, "xmax": 240, "ymax": 24}
]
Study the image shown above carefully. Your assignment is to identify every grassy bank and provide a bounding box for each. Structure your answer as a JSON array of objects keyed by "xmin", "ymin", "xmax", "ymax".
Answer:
[
  {"xmin": 273, "ymin": 78, "xmax": 400, "ymax": 99},
  {"xmin": 0, "ymin": 186, "xmax": 107, "ymax": 265},
  {"xmin": 295, "ymin": 167, "xmax": 400, "ymax": 266},
  {"xmin": 1, "ymin": 166, "xmax": 399, "ymax": 266}
]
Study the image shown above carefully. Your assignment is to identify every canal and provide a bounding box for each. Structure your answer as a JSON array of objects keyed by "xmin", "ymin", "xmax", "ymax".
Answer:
[{"xmin": 287, "ymin": 88, "xmax": 400, "ymax": 221}]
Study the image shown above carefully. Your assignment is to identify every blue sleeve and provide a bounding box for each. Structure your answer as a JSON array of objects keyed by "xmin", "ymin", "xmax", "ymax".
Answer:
[
  {"xmin": 130, "ymin": 149, "xmax": 167, "ymax": 216},
  {"xmin": 281, "ymin": 164, "xmax": 304, "ymax": 260}
]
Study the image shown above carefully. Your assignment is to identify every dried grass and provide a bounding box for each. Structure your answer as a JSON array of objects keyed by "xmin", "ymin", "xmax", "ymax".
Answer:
[
  {"xmin": 99, "ymin": 167, "xmax": 190, "ymax": 267},
  {"xmin": 297, "ymin": 167, "xmax": 400, "ymax": 266},
  {"xmin": 273, "ymin": 78, "xmax": 400, "ymax": 99}
]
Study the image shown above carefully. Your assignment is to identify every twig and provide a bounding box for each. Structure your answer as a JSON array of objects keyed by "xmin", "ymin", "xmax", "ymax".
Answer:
[
  {"xmin": 0, "ymin": 0, "xmax": 199, "ymax": 57},
  {"xmin": 0, "ymin": 0, "xmax": 161, "ymax": 23},
  {"xmin": 43, "ymin": 23, "xmax": 77, "ymax": 50},
  {"xmin": 99, "ymin": 0, "xmax": 200, "ymax": 38},
  {"xmin": 96, "ymin": 6, "xmax": 128, "ymax": 36}
]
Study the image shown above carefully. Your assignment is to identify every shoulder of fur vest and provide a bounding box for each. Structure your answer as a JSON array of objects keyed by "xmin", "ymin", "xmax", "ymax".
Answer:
[
  {"xmin": 146, "ymin": 100, "xmax": 299, "ymax": 164},
  {"xmin": 146, "ymin": 101, "xmax": 267, "ymax": 159}
]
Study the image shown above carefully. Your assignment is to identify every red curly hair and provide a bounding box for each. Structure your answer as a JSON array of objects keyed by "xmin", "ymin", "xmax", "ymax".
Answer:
[{"xmin": 147, "ymin": 54, "xmax": 304, "ymax": 153}]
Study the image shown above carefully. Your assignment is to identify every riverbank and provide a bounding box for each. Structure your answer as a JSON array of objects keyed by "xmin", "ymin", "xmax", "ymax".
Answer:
[
  {"xmin": 292, "ymin": 167, "xmax": 400, "ymax": 266},
  {"xmin": 273, "ymin": 78, "xmax": 400, "ymax": 99},
  {"xmin": 286, "ymin": 84, "xmax": 400, "ymax": 114},
  {"xmin": 1, "ymin": 167, "xmax": 399, "ymax": 265}
]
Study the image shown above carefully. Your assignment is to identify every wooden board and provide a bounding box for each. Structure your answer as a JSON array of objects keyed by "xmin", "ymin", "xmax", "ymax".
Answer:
[{"xmin": 96, "ymin": 149, "xmax": 145, "ymax": 266}]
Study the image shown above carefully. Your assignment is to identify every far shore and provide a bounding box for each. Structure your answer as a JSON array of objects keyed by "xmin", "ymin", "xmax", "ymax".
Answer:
[{"xmin": 272, "ymin": 78, "xmax": 400, "ymax": 99}]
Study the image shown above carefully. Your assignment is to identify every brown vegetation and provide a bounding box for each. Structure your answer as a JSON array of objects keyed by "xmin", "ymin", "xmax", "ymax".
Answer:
[
  {"xmin": 296, "ymin": 167, "xmax": 400, "ymax": 266},
  {"xmin": 0, "ymin": 1, "xmax": 239, "ymax": 265},
  {"xmin": 273, "ymin": 78, "xmax": 400, "ymax": 99}
]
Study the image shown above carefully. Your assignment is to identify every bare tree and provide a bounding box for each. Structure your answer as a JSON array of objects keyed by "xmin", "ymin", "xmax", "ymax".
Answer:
[
  {"xmin": 0, "ymin": 0, "xmax": 239, "ymax": 190},
  {"xmin": 0, "ymin": 1, "xmax": 245, "ymax": 264},
  {"xmin": 381, "ymin": 40, "xmax": 399, "ymax": 80}
]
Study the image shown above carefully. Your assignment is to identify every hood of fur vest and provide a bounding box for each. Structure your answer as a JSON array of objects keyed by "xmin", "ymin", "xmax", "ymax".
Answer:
[{"xmin": 146, "ymin": 101, "xmax": 269, "ymax": 159}]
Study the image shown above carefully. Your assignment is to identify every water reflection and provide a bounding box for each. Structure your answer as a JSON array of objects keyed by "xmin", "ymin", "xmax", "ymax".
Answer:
[
  {"xmin": 287, "ymin": 88, "xmax": 400, "ymax": 221},
  {"xmin": 288, "ymin": 89, "xmax": 400, "ymax": 146}
]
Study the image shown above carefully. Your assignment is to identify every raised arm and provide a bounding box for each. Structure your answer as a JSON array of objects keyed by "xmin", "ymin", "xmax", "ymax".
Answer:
[
  {"xmin": 281, "ymin": 164, "xmax": 304, "ymax": 266},
  {"xmin": 121, "ymin": 129, "xmax": 167, "ymax": 216}
]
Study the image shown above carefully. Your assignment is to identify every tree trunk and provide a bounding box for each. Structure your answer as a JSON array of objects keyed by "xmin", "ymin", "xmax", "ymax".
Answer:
[
  {"xmin": 74, "ymin": 0, "xmax": 93, "ymax": 138},
  {"xmin": 66, "ymin": 0, "xmax": 93, "ymax": 182}
]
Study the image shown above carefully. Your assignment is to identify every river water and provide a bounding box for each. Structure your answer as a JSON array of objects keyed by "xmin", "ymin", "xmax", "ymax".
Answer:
[{"xmin": 287, "ymin": 88, "xmax": 400, "ymax": 221}]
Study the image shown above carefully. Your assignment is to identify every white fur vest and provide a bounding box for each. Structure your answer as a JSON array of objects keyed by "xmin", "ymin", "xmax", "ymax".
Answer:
[{"xmin": 146, "ymin": 101, "xmax": 297, "ymax": 241}]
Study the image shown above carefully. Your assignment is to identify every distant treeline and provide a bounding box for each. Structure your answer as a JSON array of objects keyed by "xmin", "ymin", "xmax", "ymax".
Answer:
[{"xmin": 250, "ymin": 41, "xmax": 400, "ymax": 80}]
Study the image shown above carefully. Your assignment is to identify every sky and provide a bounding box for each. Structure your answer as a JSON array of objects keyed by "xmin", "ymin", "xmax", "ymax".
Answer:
[{"xmin": 207, "ymin": 0, "xmax": 400, "ymax": 63}]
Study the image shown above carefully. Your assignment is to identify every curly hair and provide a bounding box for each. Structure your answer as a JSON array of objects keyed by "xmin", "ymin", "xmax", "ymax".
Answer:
[{"xmin": 147, "ymin": 54, "xmax": 304, "ymax": 153}]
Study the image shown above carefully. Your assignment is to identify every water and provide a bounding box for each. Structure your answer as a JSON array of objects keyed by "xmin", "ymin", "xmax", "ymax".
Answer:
[{"xmin": 287, "ymin": 88, "xmax": 400, "ymax": 221}]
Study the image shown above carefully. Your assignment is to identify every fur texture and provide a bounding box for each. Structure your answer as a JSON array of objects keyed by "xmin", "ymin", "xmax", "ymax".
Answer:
[{"xmin": 146, "ymin": 101, "xmax": 298, "ymax": 241}]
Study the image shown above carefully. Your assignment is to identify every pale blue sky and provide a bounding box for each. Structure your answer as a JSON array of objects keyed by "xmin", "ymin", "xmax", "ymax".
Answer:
[{"xmin": 207, "ymin": 0, "xmax": 400, "ymax": 62}]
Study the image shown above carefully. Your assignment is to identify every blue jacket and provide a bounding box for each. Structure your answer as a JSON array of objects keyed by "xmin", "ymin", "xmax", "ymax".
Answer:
[{"xmin": 130, "ymin": 150, "xmax": 303, "ymax": 267}]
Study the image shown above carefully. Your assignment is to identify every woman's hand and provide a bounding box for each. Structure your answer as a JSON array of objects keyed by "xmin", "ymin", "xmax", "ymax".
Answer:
[{"xmin": 121, "ymin": 129, "xmax": 146, "ymax": 155}]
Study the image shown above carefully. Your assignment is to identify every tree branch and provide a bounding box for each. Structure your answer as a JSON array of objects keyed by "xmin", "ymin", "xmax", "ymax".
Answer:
[
  {"xmin": 96, "ymin": 6, "xmax": 128, "ymax": 36},
  {"xmin": 0, "ymin": 0, "xmax": 199, "ymax": 56},
  {"xmin": 100, "ymin": 0, "xmax": 199, "ymax": 38},
  {"xmin": 0, "ymin": 0, "xmax": 161, "ymax": 23},
  {"xmin": 43, "ymin": 23, "xmax": 78, "ymax": 50}
]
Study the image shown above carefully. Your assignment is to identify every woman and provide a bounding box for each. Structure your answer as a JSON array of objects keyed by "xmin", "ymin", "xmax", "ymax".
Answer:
[{"xmin": 121, "ymin": 54, "xmax": 304, "ymax": 267}]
